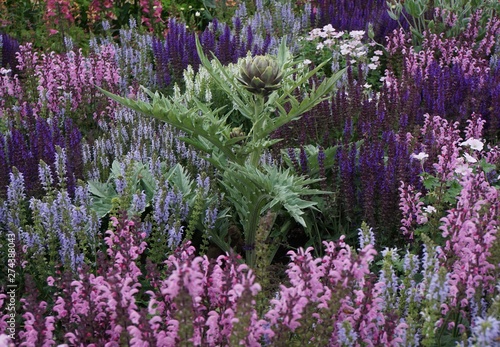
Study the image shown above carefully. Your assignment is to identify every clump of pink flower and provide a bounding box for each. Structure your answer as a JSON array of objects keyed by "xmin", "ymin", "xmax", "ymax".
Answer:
[
  {"xmin": 6, "ymin": 42, "xmax": 120, "ymax": 122},
  {"xmin": 267, "ymin": 236, "xmax": 408, "ymax": 345},
  {"xmin": 88, "ymin": 0, "xmax": 116, "ymax": 24},
  {"xmin": 43, "ymin": 0, "xmax": 76, "ymax": 35},
  {"xmin": 441, "ymin": 170, "xmax": 499, "ymax": 308},
  {"xmin": 139, "ymin": 0, "xmax": 163, "ymax": 32},
  {"xmin": 399, "ymin": 113, "xmax": 500, "ymax": 327}
]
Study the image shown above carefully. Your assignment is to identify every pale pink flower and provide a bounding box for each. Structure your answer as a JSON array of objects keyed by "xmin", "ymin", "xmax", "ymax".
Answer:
[
  {"xmin": 455, "ymin": 163, "xmax": 472, "ymax": 176},
  {"xmin": 463, "ymin": 152, "xmax": 477, "ymax": 163}
]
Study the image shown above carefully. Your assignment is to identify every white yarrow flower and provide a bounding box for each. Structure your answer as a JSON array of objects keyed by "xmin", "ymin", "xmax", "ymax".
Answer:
[
  {"xmin": 322, "ymin": 24, "xmax": 335, "ymax": 33},
  {"xmin": 349, "ymin": 30, "xmax": 365, "ymax": 39}
]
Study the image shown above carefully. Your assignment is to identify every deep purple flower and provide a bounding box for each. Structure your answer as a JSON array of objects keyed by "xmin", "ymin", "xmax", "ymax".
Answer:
[
  {"xmin": 299, "ymin": 146, "xmax": 309, "ymax": 175},
  {"xmin": 0, "ymin": 33, "xmax": 20, "ymax": 75}
]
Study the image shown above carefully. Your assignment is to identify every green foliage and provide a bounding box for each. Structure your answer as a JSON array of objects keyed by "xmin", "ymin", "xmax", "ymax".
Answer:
[
  {"xmin": 1, "ymin": 0, "xmax": 88, "ymax": 52},
  {"xmin": 221, "ymin": 162, "xmax": 327, "ymax": 265},
  {"xmin": 89, "ymin": 160, "xmax": 156, "ymax": 218},
  {"xmin": 101, "ymin": 37, "xmax": 346, "ymax": 266},
  {"xmin": 281, "ymin": 143, "xmax": 366, "ymax": 251},
  {"xmin": 88, "ymin": 158, "xmax": 222, "ymax": 262},
  {"xmin": 171, "ymin": 1, "xmax": 213, "ymax": 31},
  {"xmin": 184, "ymin": 176, "xmax": 206, "ymax": 242},
  {"xmin": 202, "ymin": 0, "xmax": 240, "ymax": 23},
  {"xmin": 0, "ymin": 0, "xmax": 163, "ymax": 52},
  {"xmin": 88, "ymin": 159, "xmax": 215, "ymax": 218},
  {"xmin": 173, "ymin": 61, "xmax": 252, "ymax": 133},
  {"xmin": 254, "ymin": 211, "xmax": 275, "ymax": 314}
]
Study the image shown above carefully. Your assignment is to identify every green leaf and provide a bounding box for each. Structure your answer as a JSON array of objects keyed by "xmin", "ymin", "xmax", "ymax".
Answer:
[
  {"xmin": 222, "ymin": 163, "xmax": 327, "ymax": 230},
  {"xmin": 111, "ymin": 160, "xmax": 123, "ymax": 178},
  {"xmin": 224, "ymin": 136, "xmax": 246, "ymax": 146},
  {"xmin": 202, "ymin": 0, "xmax": 216, "ymax": 8},
  {"xmin": 268, "ymin": 67, "xmax": 346, "ymax": 137},
  {"xmin": 137, "ymin": 165, "xmax": 156, "ymax": 201},
  {"xmin": 410, "ymin": 28, "xmax": 424, "ymax": 41},
  {"xmin": 281, "ymin": 144, "xmax": 343, "ymax": 176},
  {"xmin": 91, "ymin": 198, "xmax": 114, "ymax": 218},
  {"xmin": 195, "ymin": 36, "xmax": 254, "ymax": 119},
  {"xmin": 427, "ymin": 19, "xmax": 435, "ymax": 31},
  {"xmin": 277, "ymin": 38, "xmax": 290, "ymax": 70},
  {"xmin": 88, "ymin": 180, "xmax": 117, "ymax": 199},
  {"xmin": 165, "ymin": 164, "xmax": 194, "ymax": 197},
  {"xmin": 404, "ymin": 1, "xmax": 419, "ymax": 17},
  {"xmin": 444, "ymin": 180, "xmax": 462, "ymax": 204},
  {"xmin": 478, "ymin": 158, "xmax": 496, "ymax": 173},
  {"xmin": 99, "ymin": 85, "xmax": 238, "ymax": 168},
  {"xmin": 422, "ymin": 174, "xmax": 439, "ymax": 190}
]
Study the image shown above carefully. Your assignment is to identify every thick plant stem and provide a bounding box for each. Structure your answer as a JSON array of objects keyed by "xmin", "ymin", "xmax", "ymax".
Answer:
[
  {"xmin": 249, "ymin": 95, "xmax": 266, "ymax": 167},
  {"xmin": 245, "ymin": 195, "xmax": 268, "ymax": 268},
  {"xmin": 245, "ymin": 96, "xmax": 269, "ymax": 267}
]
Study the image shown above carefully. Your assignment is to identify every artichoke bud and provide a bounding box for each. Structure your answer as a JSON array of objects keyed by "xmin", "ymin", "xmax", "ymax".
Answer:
[
  {"xmin": 237, "ymin": 55, "xmax": 283, "ymax": 97},
  {"xmin": 230, "ymin": 127, "xmax": 245, "ymax": 139}
]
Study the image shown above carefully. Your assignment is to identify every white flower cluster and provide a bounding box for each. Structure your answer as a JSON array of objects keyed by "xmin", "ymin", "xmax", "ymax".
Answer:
[
  {"xmin": 410, "ymin": 137, "xmax": 486, "ymax": 177},
  {"xmin": 175, "ymin": 64, "xmax": 213, "ymax": 105},
  {"xmin": 305, "ymin": 25, "xmax": 383, "ymax": 71},
  {"xmin": 173, "ymin": 60, "xmax": 240, "ymax": 107},
  {"xmin": 452, "ymin": 137, "xmax": 484, "ymax": 176}
]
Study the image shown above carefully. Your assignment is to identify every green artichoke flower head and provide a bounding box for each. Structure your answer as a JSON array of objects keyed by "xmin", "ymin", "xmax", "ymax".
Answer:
[
  {"xmin": 230, "ymin": 127, "xmax": 245, "ymax": 138},
  {"xmin": 237, "ymin": 55, "xmax": 283, "ymax": 97}
]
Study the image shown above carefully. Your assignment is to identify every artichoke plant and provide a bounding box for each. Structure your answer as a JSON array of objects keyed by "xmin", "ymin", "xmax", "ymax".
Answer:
[
  {"xmin": 237, "ymin": 55, "xmax": 283, "ymax": 97},
  {"xmin": 101, "ymin": 37, "xmax": 346, "ymax": 267},
  {"xmin": 230, "ymin": 127, "xmax": 245, "ymax": 138}
]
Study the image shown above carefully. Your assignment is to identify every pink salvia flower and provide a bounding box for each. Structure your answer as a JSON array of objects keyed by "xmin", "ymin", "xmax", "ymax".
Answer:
[
  {"xmin": 267, "ymin": 239, "xmax": 403, "ymax": 345},
  {"xmin": 399, "ymin": 182, "xmax": 426, "ymax": 238},
  {"xmin": 441, "ymin": 171, "xmax": 499, "ymax": 308}
]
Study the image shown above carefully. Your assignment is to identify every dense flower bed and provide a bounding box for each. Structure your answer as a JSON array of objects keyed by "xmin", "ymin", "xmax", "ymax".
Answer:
[{"xmin": 1, "ymin": 0, "xmax": 500, "ymax": 345}]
